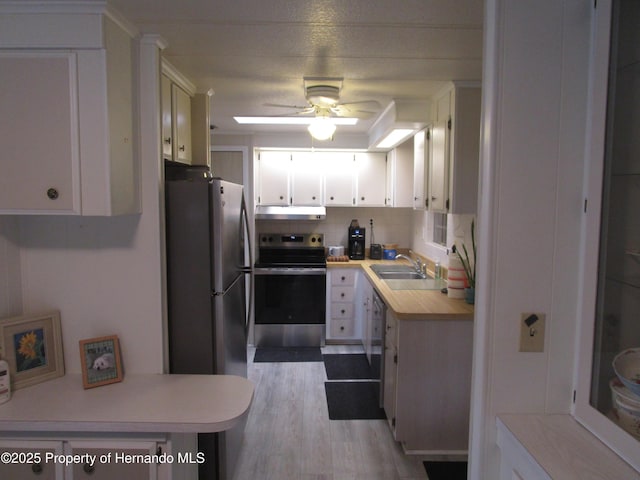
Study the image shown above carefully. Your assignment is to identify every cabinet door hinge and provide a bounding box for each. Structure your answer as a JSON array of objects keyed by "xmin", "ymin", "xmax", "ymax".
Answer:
[
  {"xmin": 573, "ymin": 389, "xmax": 577, "ymax": 404},
  {"xmin": 446, "ymin": 198, "xmax": 450, "ymax": 210},
  {"xmin": 584, "ymin": 198, "xmax": 588, "ymax": 213},
  {"xmin": 447, "ymin": 118, "xmax": 452, "ymax": 130},
  {"xmin": 394, "ymin": 354, "xmax": 398, "ymax": 364},
  {"xmin": 258, "ymin": 196, "xmax": 261, "ymax": 203},
  {"xmin": 425, "ymin": 198, "xmax": 429, "ymax": 208},
  {"xmin": 156, "ymin": 445, "xmax": 163, "ymax": 455},
  {"xmin": 392, "ymin": 417, "xmax": 396, "ymax": 427},
  {"xmin": 426, "ymin": 129, "xmax": 431, "ymax": 141}
]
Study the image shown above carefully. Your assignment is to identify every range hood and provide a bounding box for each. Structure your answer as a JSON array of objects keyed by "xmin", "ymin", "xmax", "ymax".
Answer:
[{"xmin": 255, "ymin": 205, "xmax": 326, "ymax": 220}]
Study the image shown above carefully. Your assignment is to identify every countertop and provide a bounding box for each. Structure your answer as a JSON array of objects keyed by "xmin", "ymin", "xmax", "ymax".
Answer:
[
  {"xmin": 0, "ymin": 374, "xmax": 254, "ymax": 434},
  {"xmin": 497, "ymin": 414, "xmax": 640, "ymax": 479},
  {"xmin": 327, "ymin": 258, "xmax": 474, "ymax": 320}
]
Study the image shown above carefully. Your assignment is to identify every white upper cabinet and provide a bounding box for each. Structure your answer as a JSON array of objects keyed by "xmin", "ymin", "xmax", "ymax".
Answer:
[
  {"xmin": 0, "ymin": 8, "xmax": 139, "ymax": 216},
  {"xmin": 413, "ymin": 128, "xmax": 429, "ymax": 210},
  {"xmin": 386, "ymin": 140, "xmax": 414, "ymax": 208},
  {"xmin": 173, "ymin": 84, "xmax": 192, "ymax": 163},
  {"xmin": 355, "ymin": 152, "xmax": 387, "ymax": 206},
  {"xmin": 324, "ymin": 152, "xmax": 355, "ymax": 206},
  {"xmin": 161, "ymin": 60, "xmax": 200, "ymax": 165},
  {"xmin": 256, "ymin": 151, "xmax": 291, "ymax": 205},
  {"xmin": 255, "ymin": 149, "xmax": 402, "ymax": 208},
  {"xmin": 291, "ymin": 152, "xmax": 323, "ymax": 205},
  {"xmin": 429, "ymin": 82, "xmax": 481, "ymax": 214},
  {"xmin": 161, "ymin": 75, "xmax": 173, "ymax": 160}
]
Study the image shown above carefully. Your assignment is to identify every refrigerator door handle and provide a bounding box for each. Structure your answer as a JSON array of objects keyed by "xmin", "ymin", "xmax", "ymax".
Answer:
[{"xmin": 241, "ymin": 195, "xmax": 254, "ymax": 331}]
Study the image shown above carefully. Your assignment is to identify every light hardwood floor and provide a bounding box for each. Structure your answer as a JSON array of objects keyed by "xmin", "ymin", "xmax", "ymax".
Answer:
[{"xmin": 232, "ymin": 345, "xmax": 428, "ymax": 480}]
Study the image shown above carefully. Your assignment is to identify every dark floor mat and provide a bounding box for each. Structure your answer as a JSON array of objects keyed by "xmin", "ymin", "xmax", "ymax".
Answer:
[
  {"xmin": 423, "ymin": 461, "xmax": 468, "ymax": 480},
  {"xmin": 324, "ymin": 381, "xmax": 386, "ymax": 420},
  {"xmin": 253, "ymin": 347, "xmax": 323, "ymax": 362},
  {"xmin": 323, "ymin": 353, "xmax": 376, "ymax": 380}
]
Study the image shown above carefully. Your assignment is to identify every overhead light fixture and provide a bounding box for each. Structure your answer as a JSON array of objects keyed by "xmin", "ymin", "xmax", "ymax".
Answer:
[
  {"xmin": 307, "ymin": 116, "xmax": 336, "ymax": 141},
  {"xmin": 375, "ymin": 129, "xmax": 416, "ymax": 149},
  {"xmin": 368, "ymin": 99, "xmax": 430, "ymax": 150},
  {"xmin": 233, "ymin": 116, "xmax": 357, "ymax": 126}
]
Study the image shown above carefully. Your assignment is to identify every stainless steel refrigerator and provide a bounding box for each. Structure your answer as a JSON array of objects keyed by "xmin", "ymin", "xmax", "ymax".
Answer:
[{"xmin": 165, "ymin": 165, "xmax": 251, "ymax": 480}]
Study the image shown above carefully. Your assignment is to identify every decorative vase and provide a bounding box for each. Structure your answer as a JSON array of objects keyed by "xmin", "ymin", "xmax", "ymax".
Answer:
[{"xmin": 464, "ymin": 287, "xmax": 475, "ymax": 304}]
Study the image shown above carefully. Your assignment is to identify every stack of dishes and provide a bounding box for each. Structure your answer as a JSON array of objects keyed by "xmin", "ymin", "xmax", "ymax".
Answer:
[{"xmin": 610, "ymin": 347, "xmax": 640, "ymax": 439}]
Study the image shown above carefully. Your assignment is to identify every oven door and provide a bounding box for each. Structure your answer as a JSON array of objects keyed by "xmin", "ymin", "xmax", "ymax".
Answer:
[{"xmin": 254, "ymin": 267, "xmax": 326, "ymax": 325}]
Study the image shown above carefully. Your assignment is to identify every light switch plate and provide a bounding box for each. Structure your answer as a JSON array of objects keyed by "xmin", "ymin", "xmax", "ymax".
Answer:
[{"xmin": 519, "ymin": 313, "xmax": 546, "ymax": 352}]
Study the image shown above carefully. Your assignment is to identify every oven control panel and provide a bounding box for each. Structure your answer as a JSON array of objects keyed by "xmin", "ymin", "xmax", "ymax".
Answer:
[{"xmin": 259, "ymin": 233, "xmax": 324, "ymax": 248}]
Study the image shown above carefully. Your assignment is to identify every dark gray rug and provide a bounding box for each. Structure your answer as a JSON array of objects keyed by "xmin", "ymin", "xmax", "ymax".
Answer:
[
  {"xmin": 323, "ymin": 353, "xmax": 376, "ymax": 380},
  {"xmin": 423, "ymin": 461, "xmax": 468, "ymax": 479},
  {"xmin": 324, "ymin": 381, "xmax": 386, "ymax": 420},
  {"xmin": 253, "ymin": 347, "xmax": 323, "ymax": 363}
]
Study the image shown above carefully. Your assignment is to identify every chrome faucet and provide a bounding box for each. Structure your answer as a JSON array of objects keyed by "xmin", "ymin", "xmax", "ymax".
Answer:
[{"xmin": 395, "ymin": 251, "xmax": 426, "ymax": 277}]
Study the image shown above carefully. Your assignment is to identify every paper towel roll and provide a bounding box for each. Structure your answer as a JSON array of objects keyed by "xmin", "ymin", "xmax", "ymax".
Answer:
[{"xmin": 448, "ymin": 254, "xmax": 467, "ymax": 299}]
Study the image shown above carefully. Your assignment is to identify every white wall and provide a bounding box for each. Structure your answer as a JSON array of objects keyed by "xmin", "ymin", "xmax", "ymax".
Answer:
[
  {"xmin": 469, "ymin": 0, "xmax": 592, "ymax": 478},
  {"xmin": 0, "ymin": 216, "xmax": 22, "ymax": 318}
]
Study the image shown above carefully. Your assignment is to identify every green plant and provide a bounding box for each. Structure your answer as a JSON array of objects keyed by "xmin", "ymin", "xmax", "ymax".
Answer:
[{"xmin": 456, "ymin": 220, "xmax": 476, "ymax": 289}]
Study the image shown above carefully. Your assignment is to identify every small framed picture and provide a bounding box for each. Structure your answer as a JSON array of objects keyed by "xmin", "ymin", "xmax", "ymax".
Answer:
[
  {"xmin": 79, "ymin": 335, "xmax": 124, "ymax": 389},
  {"xmin": 0, "ymin": 311, "xmax": 65, "ymax": 390}
]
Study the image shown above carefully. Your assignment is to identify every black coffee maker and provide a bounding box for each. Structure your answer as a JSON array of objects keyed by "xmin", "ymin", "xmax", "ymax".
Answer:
[{"xmin": 348, "ymin": 219, "xmax": 366, "ymax": 260}]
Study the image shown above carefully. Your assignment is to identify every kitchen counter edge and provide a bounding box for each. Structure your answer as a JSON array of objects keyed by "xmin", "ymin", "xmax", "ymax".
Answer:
[{"xmin": 0, "ymin": 373, "xmax": 254, "ymax": 434}]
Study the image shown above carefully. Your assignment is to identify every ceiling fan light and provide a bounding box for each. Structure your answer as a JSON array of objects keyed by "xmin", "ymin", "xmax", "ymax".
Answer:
[{"xmin": 307, "ymin": 116, "xmax": 337, "ymax": 140}]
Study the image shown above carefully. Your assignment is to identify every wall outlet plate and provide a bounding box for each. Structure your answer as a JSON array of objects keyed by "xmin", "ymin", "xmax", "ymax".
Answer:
[{"xmin": 519, "ymin": 312, "xmax": 546, "ymax": 352}]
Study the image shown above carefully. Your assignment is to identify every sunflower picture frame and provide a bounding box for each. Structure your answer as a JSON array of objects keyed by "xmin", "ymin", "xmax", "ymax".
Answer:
[{"xmin": 0, "ymin": 311, "xmax": 65, "ymax": 390}]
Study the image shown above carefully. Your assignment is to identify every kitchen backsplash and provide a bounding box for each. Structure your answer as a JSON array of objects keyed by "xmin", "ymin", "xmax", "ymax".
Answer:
[{"xmin": 255, "ymin": 206, "xmax": 413, "ymax": 248}]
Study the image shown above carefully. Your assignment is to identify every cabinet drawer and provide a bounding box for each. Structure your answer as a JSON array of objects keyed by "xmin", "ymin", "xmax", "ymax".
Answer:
[
  {"xmin": 330, "ymin": 318, "xmax": 356, "ymax": 338},
  {"xmin": 331, "ymin": 270, "xmax": 356, "ymax": 286},
  {"xmin": 0, "ymin": 441, "xmax": 63, "ymax": 480},
  {"xmin": 331, "ymin": 302, "xmax": 354, "ymax": 319},
  {"xmin": 331, "ymin": 286, "xmax": 355, "ymax": 302}
]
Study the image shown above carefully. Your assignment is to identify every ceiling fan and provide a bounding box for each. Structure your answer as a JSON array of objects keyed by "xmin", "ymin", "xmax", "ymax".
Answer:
[
  {"xmin": 264, "ymin": 77, "xmax": 380, "ymax": 140},
  {"xmin": 266, "ymin": 77, "xmax": 381, "ymax": 120}
]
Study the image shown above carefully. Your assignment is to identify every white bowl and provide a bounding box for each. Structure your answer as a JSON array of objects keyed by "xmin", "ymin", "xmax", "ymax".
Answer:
[
  {"xmin": 612, "ymin": 392, "xmax": 640, "ymax": 440},
  {"xmin": 610, "ymin": 378, "xmax": 640, "ymax": 409},
  {"xmin": 612, "ymin": 348, "xmax": 640, "ymax": 399}
]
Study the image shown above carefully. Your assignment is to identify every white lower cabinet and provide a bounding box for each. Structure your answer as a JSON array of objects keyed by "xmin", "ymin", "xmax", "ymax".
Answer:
[
  {"xmin": 0, "ymin": 434, "xmax": 192, "ymax": 480},
  {"xmin": 64, "ymin": 439, "xmax": 162, "ymax": 480},
  {"xmin": 326, "ymin": 268, "xmax": 362, "ymax": 342},
  {"xmin": 0, "ymin": 440, "xmax": 64, "ymax": 480},
  {"xmin": 383, "ymin": 311, "xmax": 473, "ymax": 453}
]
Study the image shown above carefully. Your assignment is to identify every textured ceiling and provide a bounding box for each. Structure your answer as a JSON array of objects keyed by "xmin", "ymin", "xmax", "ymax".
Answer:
[{"xmin": 109, "ymin": 0, "xmax": 484, "ymax": 138}]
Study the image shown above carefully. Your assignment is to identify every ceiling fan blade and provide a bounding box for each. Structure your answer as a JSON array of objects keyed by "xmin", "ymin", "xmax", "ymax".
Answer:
[
  {"xmin": 331, "ymin": 105, "xmax": 377, "ymax": 119},
  {"xmin": 336, "ymin": 100, "xmax": 382, "ymax": 109},
  {"xmin": 264, "ymin": 103, "xmax": 311, "ymax": 110}
]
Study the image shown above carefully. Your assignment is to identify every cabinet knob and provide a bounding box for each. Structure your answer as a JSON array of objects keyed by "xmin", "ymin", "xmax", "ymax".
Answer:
[
  {"xmin": 341, "ymin": 309, "xmax": 346, "ymax": 314},
  {"xmin": 330, "ymin": 196, "xmax": 335, "ymax": 200},
  {"xmin": 340, "ymin": 293, "xmax": 345, "ymax": 298},
  {"xmin": 279, "ymin": 195, "xmax": 284, "ymax": 200},
  {"xmin": 312, "ymin": 196, "xmax": 316, "ymax": 200},
  {"xmin": 341, "ymin": 276, "xmax": 346, "ymax": 281},
  {"xmin": 31, "ymin": 463, "xmax": 43, "ymax": 475},
  {"xmin": 164, "ymin": 137, "xmax": 172, "ymax": 144},
  {"xmin": 340, "ymin": 326, "xmax": 345, "ymax": 331},
  {"xmin": 361, "ymin": 196, "xmax": 365, "ymax": 201},
  {"xmin": 83, "ymin": 463, "xmax": 95, "ymax": 474},
  {"xmin": 46, "ymin": 188, "xmax": 59, "ymax": 200},
  {"xmin": 431, "ymin": 196, "xmax": 437, "ymax": 200},
  {"xmin": 179, "ymin": 145, "xmax": 185, "ymax": 152}
]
